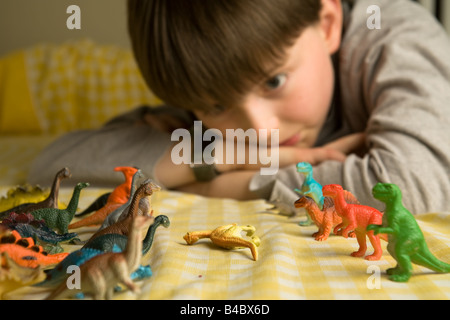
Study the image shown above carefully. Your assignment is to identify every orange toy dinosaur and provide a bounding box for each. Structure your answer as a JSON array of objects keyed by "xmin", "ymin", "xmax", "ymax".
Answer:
[
  {"xmin": 68, "ymin": 167, "xmax": 140, "ymax": 229},
  {"xmin": 322, "ymin": 184, "xmax": 387, "ymax": 260},
  {"xmin": 294, "ymin": 195, "xmax": 359, "ymax": 241},
  {"xmin": 0, "ymin": 230, "xmax": 69, "ymax": 268}
]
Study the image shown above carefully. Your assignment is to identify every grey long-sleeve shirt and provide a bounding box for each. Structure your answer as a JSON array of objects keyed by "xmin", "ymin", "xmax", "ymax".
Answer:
[{"xmin": 29, "ymin": 0, "xmax": 450, "ymax": 214}]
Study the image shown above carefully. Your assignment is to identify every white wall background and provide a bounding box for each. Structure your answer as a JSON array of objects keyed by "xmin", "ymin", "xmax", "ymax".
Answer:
[{"xmin": 0, "ymin": 0, "xmax": 449, "ymax": 57}]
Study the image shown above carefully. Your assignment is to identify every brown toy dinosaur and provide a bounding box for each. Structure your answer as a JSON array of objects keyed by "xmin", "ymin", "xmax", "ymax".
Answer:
[
  {"xmin": 322, "ymin": 184, "xmax": 387, "ymax": 260},
  {"xmin": 68, "ymin": 167, "xmax": 140, "ymax": 229},
  {"xmin": 0, "ymin": 168, "xmax": 71, "ymax": 219},
  {"xmin": 294, "ymin": 193, "xmax": 359, "ymax": 241},
  {"xmin": 82, "ymin": 180, "xmax": 159, "ymax": 246},
  {"xmin": 46, "ymin": 215, "xmax": 154, "ymax": 300},
  {"xmin": 0, "ymin": 230, "xmax": 69, "ymax": 268}
]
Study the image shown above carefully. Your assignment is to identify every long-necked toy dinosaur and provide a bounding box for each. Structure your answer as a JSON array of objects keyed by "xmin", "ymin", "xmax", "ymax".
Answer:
[
  {"xmin": 46, "ymin": 215, "xmax": 154, "ymax": 300},
  {"xmin": 0, "ymin": 168, "xmax": 71, "ymax": 219},
  {"xmin": 368, "ymin": 183, "xmax": 450, "ymax": 282}
]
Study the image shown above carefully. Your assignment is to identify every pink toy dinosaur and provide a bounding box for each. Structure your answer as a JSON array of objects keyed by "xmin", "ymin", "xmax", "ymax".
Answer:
[{"xmin": 322, "ymin": 184, "xmax": 387, "ymax": 260}]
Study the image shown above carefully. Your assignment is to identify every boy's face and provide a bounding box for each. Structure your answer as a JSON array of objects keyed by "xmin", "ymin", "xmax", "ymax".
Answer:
[{"xmin": 193, "ymin": 1, "xmax": 342, "ymax": 148}]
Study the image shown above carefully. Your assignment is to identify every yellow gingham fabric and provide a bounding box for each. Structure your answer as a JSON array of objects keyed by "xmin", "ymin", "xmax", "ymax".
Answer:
[
  {"xmin": 0, "ymin": 40, "xmax": 161, "ymax": 135},
  {"xmin": 2, "ymin": 184, "xmax": 450, "ymax": 300}
]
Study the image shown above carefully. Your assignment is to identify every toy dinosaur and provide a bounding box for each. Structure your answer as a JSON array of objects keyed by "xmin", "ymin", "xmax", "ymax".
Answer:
[
  {"xmin": 0, "ymin": 252, "xmax": 46, "ymax": 299},
  {"xmin": 98, "ymin": 169, "xmax": 146, "ymax": 230},
  {"xmin": 295, "ymin": 162, "xmax": 324, "ymax": 226},
  {"xmin": 1, "ymin": 212, "xmax": 78, "ymax": 253},
  {"xmin": 35, "ymin": 247, "xmax": 107, "ymax": 288},
  {"xmin": 367, "ymin": 183, "xmax": 450, "ymax": 282},
  {"xmin": 83, "ymin": 181, "xmax": 159, "ymax": 246},
  {"xmin": 68, "ymin": 167, "xmax": 140, "ymax": 229},
  {"xmin": 294, "ymin": 195, "xmax": 358, "ymax": 241},
  {"xmin": 183, "ymin": 224, "xmax": 260, "ymax": 261},
  {"xmin": 83, "ymin": 215, "xmax": 170, "ymax": 254},
  {"xmin": 31, "ymin": 182, "xmax": 89, "ymax": 234},
  {"xmin": 46, "ymin": 215, "xmax": 154, "ymax": 300},
  {"xmin": 322, "ymin": 184, "xmax": 386, "ymax": 260},
  {"xmin": 0, "ymin": 184, "xmax": 48, "ymax": 213},
  {"xmin": 0, "ymin": 168, "xmax": 71, "ymax": 219},
  {"xmin": 0, "ymin": 230, "xmax": 69, "ymax": 268}
]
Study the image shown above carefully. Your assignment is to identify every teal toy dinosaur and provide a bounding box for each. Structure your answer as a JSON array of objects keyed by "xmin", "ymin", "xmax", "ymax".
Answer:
[
  {"xmin": 295, "ymin": 162, "xmax": 324, "ymax": 226},
  {"xmin": 31, "ymin": 182, "xmax": 89, "ymax": 234},
  {"xmin": 83, "ymin": 215, "xmax": 170, "ymax": 254},
  {"xmin": 367, "ymin": 183, "xmax": 450, "ymax": 282}
]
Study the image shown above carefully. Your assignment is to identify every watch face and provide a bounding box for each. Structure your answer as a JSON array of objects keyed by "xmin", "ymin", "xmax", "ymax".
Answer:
[{"xmin": 191, "ymin": 163, "xmax": 219, "ymax": 182}]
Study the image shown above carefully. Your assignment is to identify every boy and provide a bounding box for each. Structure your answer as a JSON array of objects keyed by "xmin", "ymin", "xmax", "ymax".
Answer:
[{"xmin": 29, "ymin": 0, "xmax": 450, "ymax": 215}]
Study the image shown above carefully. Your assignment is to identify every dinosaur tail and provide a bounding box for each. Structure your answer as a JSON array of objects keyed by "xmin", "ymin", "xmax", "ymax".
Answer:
[
  {"xmin": 69, "ymin": 203, "xmax": 120, "ymax": 229},
  {"xmin": 414, "ymin": 246, "xmax": 450, "ymax": 273},
  {"xmin": 74, "ymin": 193, "xmax": 111, "ymax": 217}
]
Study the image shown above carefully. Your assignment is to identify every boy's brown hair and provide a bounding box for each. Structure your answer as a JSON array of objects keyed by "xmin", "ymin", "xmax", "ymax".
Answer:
[{"xmin": 128, "ymin": 0, "xmax": 322, "ymax": 113}]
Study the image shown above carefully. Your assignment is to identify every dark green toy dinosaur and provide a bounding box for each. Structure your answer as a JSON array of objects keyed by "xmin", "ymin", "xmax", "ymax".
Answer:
[
  {"xmin": 367, "ymin": 183, "xmax": 450, "ymax": 282},
  {"xmin": 31, "ymin": 182, "xmax": 89, "ymax": 234}
]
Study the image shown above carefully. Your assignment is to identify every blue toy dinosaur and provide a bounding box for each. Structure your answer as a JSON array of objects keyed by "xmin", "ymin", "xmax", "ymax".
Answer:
[{"xmin": 294, "ymin": 162, "xmax": 324, "ymax": 226}]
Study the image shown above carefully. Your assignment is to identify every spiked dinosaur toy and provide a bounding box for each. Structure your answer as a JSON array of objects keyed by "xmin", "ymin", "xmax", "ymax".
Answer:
[
  {"xmin": 0, "ymin": 230, "xmax": 69, "ymax": 268},
  {"xmin": 367, "ymin": 183, "xmax": 450, "ymax": 282},
  {"xmin": 69, "ymin": 167, "xmax": 140, "ymax": 229},
  {"xmin": 322, "ymin": 184, "xmax": 387, "ymax": 260},
  {"xmin": 46, "ymin": 215, "xmax": 154, "ymax": 300}
]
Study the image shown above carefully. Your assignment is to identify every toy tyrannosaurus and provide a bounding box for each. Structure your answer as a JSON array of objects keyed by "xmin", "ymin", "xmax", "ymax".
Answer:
[
  {"xmin": 294, "ymin": 195, "xmax": 358, "ymax": 241},
  {"xmin": 323, "ymin": 184, "xmax": 387, "ymax": 260},
  {"xmin": 295, "ymin": 162, "xmax": 324, "ymax": 226},
  {"xmin": 367, "ymin": 183, "xmax": 450, "ymax": 282}
]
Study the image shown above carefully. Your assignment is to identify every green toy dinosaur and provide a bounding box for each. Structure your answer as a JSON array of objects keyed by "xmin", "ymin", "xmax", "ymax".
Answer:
[
  {"xmin": 31, "ymin": 182, "xmax": 89, "ymax": 234},
  {"xmin": 367, "ymin": 183, "xmax": 450, "ymax": 282}
]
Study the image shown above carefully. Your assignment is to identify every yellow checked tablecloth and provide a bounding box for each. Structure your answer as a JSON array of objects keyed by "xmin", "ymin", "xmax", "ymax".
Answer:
[{"xmin": 2, "ymin": 184, "xmax": 450, "ymax": 300}]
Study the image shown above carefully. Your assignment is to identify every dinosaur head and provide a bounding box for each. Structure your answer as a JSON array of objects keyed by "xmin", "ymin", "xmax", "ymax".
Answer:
[
  {"xmin": 57, "ymin": 167, "xmax": 72, "ymax": 179},
  {"xmin": 76, "ymin": 182, "xmax": 90, "ymax": 190},
  {"xmin": 155, "ymin": 215, "xmax": 170, "ymax": 228},
  {"xmin": 372, "ymin": 183, "xmax": 402, "ymax": 203},
  {"xmin": 294, "ymin": 196, "xmax": 314, "ymax": 209},
  {"xmin": 322, "ymin": 184, "xmax": 343, "ymax": 198},
  {"xmin": 114, "ymin": 166, "xmax": 139, "ymax": 177},
  {"xmin": 296, "ymin": 162, "xmax": 312, "ymax": 175}
]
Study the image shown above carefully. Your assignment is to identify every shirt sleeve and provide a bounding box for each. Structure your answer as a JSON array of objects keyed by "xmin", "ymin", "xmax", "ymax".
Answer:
[
  {"xmin": 28, "ymin": 105, "xmax": 193, "ymax": 188},
  {"xmin": 250, "ymin": 0, "xmax": 450, "ymax": 215}
]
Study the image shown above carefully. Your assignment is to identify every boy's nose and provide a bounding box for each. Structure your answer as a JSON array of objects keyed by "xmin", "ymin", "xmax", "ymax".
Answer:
[{"xmin": 240, "ymin": 95, "xmax": 280, "ymax": 134}]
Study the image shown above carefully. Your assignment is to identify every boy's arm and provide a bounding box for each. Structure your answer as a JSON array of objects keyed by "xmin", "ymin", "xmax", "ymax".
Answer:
[{"xmin": 251, "ymin": 0, "xmax": 450, "ymax": 214}]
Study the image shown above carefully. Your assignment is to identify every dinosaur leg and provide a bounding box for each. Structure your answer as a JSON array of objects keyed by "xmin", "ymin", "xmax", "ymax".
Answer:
[
  {"xmin": 387, "ymin": 253, "xmax": 413, "ymax": 282},
  {"xmin": 351, "ymin": 231, "xmax": 367, "ymax": 258},
  {"xmin": 365, "ymin": 232, "xmax": 382, "ymax": 261},
  {"xmin": 299, "ymin": 212, "xmax": 314, "ymax": 226}
]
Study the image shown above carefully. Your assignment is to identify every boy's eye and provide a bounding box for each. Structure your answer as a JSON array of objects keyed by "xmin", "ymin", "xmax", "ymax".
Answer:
[{"xmin": 264, "ymin": 74, "xmax": 287, "ymax": 91}]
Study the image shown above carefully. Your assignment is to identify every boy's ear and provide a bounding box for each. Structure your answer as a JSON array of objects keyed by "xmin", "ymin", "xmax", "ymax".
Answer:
[{"xmin": 318, "ymin": 0, "xmax": 343, "ymax": 54}]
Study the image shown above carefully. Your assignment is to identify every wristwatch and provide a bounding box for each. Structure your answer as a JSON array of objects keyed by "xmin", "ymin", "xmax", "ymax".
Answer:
[{"xmin": 189, "ymin": 123, "xmax": 221, "ymax": 182}]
